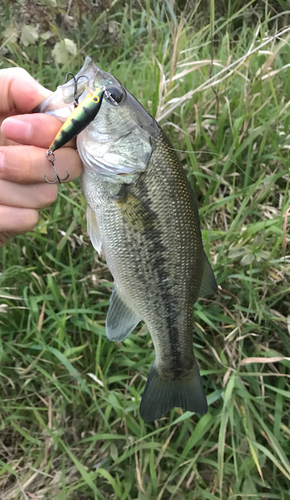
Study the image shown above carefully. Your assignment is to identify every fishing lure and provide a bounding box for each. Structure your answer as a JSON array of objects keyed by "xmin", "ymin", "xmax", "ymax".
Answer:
[
  {"xmin": 48, "ymin": 87, "xmax": 105, "ymax": 155},
  {"xmin": 45, "ymin": 73, "xmax": 121, "ymax": 184},
  {"xmin": 45, "ymin": 86, "xmax": 105, "ymax": 184}
]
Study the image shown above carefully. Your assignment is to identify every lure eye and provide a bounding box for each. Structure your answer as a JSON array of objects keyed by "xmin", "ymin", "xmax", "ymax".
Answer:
[{"xmin": 105, "ymin": 86, "xmax": 124, "ymax": 105}]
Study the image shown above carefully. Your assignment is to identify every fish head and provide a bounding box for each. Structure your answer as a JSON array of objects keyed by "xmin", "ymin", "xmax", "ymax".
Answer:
[
  {"xmin": 35, "ymin": 57, "xmax": 160, "ymax": 180},
  {"xmin": 77, "ymin": 59, "xmax": 160, "ymax": 180}
]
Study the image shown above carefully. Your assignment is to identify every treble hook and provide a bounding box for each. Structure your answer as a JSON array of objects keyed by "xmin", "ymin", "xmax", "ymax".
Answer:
[
  {"xmin": 65, "ymin": 73, "xmax": 89, "ymax": 108},
  {"xmin": 44, "ymin": 149, "xmax": 69, "ymax": 184}
]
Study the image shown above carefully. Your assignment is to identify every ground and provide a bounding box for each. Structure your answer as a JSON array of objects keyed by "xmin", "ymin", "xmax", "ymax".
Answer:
[{"xmin": 0, "ymin": 1, "xmax": 289, "ymax": 499}]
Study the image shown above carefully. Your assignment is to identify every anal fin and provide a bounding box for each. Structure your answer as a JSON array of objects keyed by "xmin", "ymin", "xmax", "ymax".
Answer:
[
  {"xmin": 198, "ymin": 252, "xmax": 217, "ymax": 298},
  {"xmin": 106, "ymin": 285, "xmax": 141, "ymax": 342}
]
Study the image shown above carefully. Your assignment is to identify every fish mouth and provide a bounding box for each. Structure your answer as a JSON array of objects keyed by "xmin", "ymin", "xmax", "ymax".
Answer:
[
  {"xmin": 74, "ymin": 57, "xmax": 121, "ymax": 94},
  {"xmin": 34, "ymin": 57, "xmax": 117, "ymax": 113}
]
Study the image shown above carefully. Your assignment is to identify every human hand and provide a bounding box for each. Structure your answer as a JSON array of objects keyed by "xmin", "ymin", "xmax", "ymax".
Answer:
[{"xmin": 0, "ymin": 67, "xmax": 82, "ymax": 247}]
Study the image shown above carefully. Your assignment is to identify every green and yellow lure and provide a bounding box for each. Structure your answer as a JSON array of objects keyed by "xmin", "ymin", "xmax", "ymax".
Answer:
[{"xmin": 49, "ymin": 87, "xmax": 105, "ymax": 153}]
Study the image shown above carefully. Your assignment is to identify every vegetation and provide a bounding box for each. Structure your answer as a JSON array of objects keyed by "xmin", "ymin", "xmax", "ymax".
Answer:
[{"xmin": 0, "ymin": 1, "xmax": 290, "ymax": 498}]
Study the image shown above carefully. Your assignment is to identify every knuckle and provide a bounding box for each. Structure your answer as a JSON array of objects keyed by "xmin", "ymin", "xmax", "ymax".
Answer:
[
  {"xmin": 21, "ymin": 162, "xmax": 33, "ymax": 183},
  {"xmin": 25, "ymin": 147, "xmax": 39, "ymax": 183}
]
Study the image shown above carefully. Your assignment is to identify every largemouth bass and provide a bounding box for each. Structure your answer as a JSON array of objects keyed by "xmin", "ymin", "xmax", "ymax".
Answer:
[{"xmin": 36, "ymin": 57, "xmax": 217, "ymax": 421}]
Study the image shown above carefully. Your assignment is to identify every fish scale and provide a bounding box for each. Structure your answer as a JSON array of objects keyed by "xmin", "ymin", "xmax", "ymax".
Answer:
[
  {"xmin": 36, "ymin": 57, "xmax": 217, "ymax": 422},
  {"xmin": 82, "ymin": 129, "xmax": 212, "ymax": 420}
]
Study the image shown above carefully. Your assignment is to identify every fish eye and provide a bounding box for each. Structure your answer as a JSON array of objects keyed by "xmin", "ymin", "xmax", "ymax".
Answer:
[{"xmin": 105, "ymin": 86, "xmax": 124, "ymax": 105}]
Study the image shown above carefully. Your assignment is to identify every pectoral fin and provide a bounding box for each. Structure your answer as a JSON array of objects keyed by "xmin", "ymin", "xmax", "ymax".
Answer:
[
  {"xmin": 198, "ymin": 252, "xmax": 217, "ymax": 298},
  {"xmin": 106, "ymin": 285, "xmax": 141, "ymax": 342},
  {"xmin": 87, "ymin": 205, "xmax": 102, "ymax": 254}
]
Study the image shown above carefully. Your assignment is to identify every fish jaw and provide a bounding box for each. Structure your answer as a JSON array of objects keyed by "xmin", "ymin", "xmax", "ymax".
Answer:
[
  {"xmin": 34, "ymin": 56, "xmax": 123, "ymax": 118},
  {"xmin": 34, "ymin": 57, "xmax": 99, "ymax": 114},
  {"xmin": 34, "ymin": 56, "xmax": 159, "ymax": 178},
  {"xmin": 76, "ymin": 75, "xmax": 160, "ymax": 178}
]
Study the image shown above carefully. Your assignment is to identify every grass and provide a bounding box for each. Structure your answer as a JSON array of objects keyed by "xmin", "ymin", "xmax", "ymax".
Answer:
[{"xmin": 0, "ymin": 1, "xmax": 290, "ymax": 499}]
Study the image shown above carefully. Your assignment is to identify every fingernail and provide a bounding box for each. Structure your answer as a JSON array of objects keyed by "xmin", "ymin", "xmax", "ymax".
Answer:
[{"xmin": 2, "ymin": 118, "xmax": 32, "ymax": 140}]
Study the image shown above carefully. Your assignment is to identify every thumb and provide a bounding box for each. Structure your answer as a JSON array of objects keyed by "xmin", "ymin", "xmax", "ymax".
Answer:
[{"xmin": 0, "ymin": 67, "xmax": 51, "ymax": 115}]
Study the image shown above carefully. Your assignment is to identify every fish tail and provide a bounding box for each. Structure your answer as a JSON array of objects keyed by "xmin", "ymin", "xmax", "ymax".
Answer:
[{"xmin": 139, "ymin": 361, "xmax": 207, "ymax": 422}]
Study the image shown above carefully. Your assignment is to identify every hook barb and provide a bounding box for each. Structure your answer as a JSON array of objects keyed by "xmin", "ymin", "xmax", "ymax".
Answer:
[
  {"xmin": 44, "ymin": 169, "xmax": 70, "ymax": 184},
  {"xmin": 65, "ymin": 72, "xmax": 89, "ymax": 107},
  {"xmin": 45, "ymin": 149, "xmax": 70, "ymax": 184}
]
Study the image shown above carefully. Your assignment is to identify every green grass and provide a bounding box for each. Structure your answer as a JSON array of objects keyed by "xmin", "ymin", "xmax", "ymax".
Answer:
[{"xmin": 0, "ymin": 1, "xmax": 290, "ymax": 499}]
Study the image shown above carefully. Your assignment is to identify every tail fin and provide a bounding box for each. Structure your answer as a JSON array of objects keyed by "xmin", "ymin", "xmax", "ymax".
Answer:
[{"xmin": 139, "ymin": 361, "xmax": 208, "ymax": 422}]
